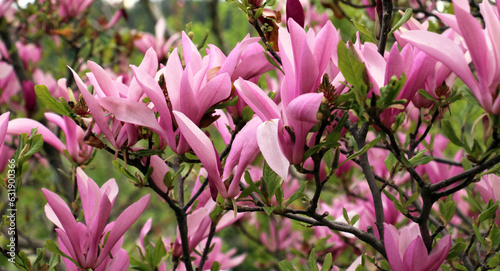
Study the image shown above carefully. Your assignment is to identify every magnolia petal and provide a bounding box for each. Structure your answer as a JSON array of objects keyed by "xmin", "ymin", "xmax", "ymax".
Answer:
[
  {"xmin": 96, "ymin": 194, "xmax": 150, "ymax": 266},
  {"xmin": 257, "ymin": 119, "xmax": 289, "ymax": 181},
  {"xmin": 383, "ymin": 223, "xmax": 406, "ymax": 271},
  {"xmin": 88, "ymin": 61, "xmax": 120, "ymax": 98},
  {"xmin": 400, "ymin": 31, "xmax": 480, "ymax": 97},
  {"xmin": 42, "ymin": 189, "xmax": 85, "ymax": 264},
  {"xmin": 0, "ymin": 112, "xmax": 10, "ymax": 151},
  {"xmin": 8, "ymin": 118, "xmax": 65, "ymax": 152},
  {"xmin": 173, "ymin": 111, "xmax": 227, "ymax": 197},
  {"xmin": 70, "ymin": 67, "xmax": 118, "ymax": 148},
  {"xmin": 99, "ymin": 97, "xmax": 168, "ymax": 141},
  {"xmin": 234, "ymin": 78, "xmax": 280, "ymax": 121}
]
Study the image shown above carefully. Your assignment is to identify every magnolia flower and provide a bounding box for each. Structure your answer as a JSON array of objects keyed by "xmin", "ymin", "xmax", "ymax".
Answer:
[
  {"xmin": 7, "ymin": 113, "xmax": 93, "ymax": 165},
  {"xmin": 58, "ymin": 0, "xmax": 94, "ymax": 19},
  {"xmin": 384, "ymin": 222, "xmax": 451, "ymax": 271},
  {"xmin": 42, "ymin": 168, "xmax": 150, "ymax": 270},
  {"xmin": 400, "ymin": 0, "xmax": 500, "ymax": 114},
  {"xmin": 134, "ymin": 18, "xmax": 181, "ymax": 61},
  {"xmin": 235, "ymin": 78, "xmax": 323, "ymax": 180}
]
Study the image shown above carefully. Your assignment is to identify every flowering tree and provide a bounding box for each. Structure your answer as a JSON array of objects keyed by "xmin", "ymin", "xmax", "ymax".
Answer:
[{"xmin": 1, "ymin": 0, "xmax": 500, "ymax": 270}]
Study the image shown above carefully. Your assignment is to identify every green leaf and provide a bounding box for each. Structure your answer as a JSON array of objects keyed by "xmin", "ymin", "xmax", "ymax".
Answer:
[
  {"xmin": 378, "ymin": 75, "xmax": 406, "ymax": 109},
  {"xmin": 307, "ymin": 249, "xmax": 319, "ymax": 271},
  {"xmin": 275, "ymin": 186, "xmax": 284, "ymax": 207},
  {"xmin": 438, "ymin": 198, "xmax": 456, "ymax": 224},
  {"xmin": 342, "ymin": 207, "xmax": 350, "ymax": 224},
  {"xmin": 244, "ymin": 171, "xmax": 266, "ymax": 201},
  {"xmin": 321, "ymin": 253, "xmax": 332, "ymax": 271},
  {"xmin": 241, "ymin": 105, "xmax": 254, "ymax": 122},
  {"xmin": 442, "ymin": 119, "xmax": 463, "ymax": 147},
  {"xmin": 152, "ymin": 237, "xmax": 167, "ymax": 267},
  {"xmin": 461, "ymin": 157, "xmax": 473, "ymax": 171},
  {"xmin": 339, "ymin": 136, "xmax": 381, "ymax": 167},
  {"xmin": 352, "ymin": 20, "xmax": 377, "ymax": 43},
  {"xmin": 211, "ymin": 262, "xmax": 221, "ymax": 271},
  {"xmin": 479, "ymin": 163, "xmax": 500, "ymax": 177},
  {"xmin": 263, "ymin": 162, "xmax": 281, "ymax": 199},
  {"xmin": 286, "ymin": 182, "xmax": 307, "ymax": 207},
  {"xmin": 457, "ymin": 84, "xmax": 480, "ymax": 107},
  {"xmin": 473, "ymin": 223, "xmax": 487, "ymax": 248},
  {"xmin": 48, "ymin": 252, "xmax": 61, "ymax": 270},
  {"xmin": 447, "ymin": 240, "xmax": 466, "ymax": 260},
  {"xmin": 135, "ymin": 149, "xmax": 165, "ymax": 157},
  {"xmin": 279, "ymin": 260, "xmax": 297, "ymax": 271},
  {"xmin": 384, "ymin": 152, "xmax": 397, "ymax": 172},
  {"xmin": 417, "ymin": 89, "xmax": 437, "ymax": 102},
  {"xmin": 389, "ymin": 8, "xmax": 413, "ymax": 35},
  {"xmin": 263, "ymin": 206, "xmax": 278, "ymax": 216},
  {"xmin": 46, "ymin": 240, "xmax": 81, "ymax": 268},
  {"xmin": 35, "ymin": 85, "xmax": 74, "ymax": 117},
  {"xmin": 478, "ymin": 200, "xmax": 498, "ymax": 223},
  {"xmin": 337, "ymin": 41, "xmax": 368, "ymax": 96},
  {"xmin": 490, "ymin": 223, "xmax": 500, "ymax": 249},
  {"xmin": 264, "ymin": 52, "xmax": 284, "ymax": 74},
  {"xmin": 351, "ymin": 214, "xmax": 360, "ymax": 226}
]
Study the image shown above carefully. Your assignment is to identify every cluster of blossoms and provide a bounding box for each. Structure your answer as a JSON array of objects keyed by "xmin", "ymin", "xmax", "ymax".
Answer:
[{"xmin": 2, "ymin": 0, "xmax": 500, "ymax": 270}]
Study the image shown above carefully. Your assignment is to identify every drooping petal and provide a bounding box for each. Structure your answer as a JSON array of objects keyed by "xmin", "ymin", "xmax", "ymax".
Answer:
[
  {"xmin": 7, "ymin": 118, "xmax": 65, "ymax": 152},
  {"xmin": 98, "ymin": 97, "xmax": 168, "ymax": 141},
  {"xmin": 234, "ymin": 78, "xmax": 280, "ymax": 121},
  {"xmin": 173, "ymin": 111, "xmax": 228, "ymax": 197},
  {"xmin": 257, "ymin": 119, "xmax": 289, "ymax": 181},
  {"xmin": 400, "ymin": 31, "xmax": 481, "ymax": 102}
]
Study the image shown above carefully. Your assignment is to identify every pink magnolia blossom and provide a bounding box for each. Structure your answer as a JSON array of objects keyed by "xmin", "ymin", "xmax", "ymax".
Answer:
[
  {"xmin": 57, "ymin": 0, "xmax": 94, "ymax": 19},
  {"xmin": 131, "ymin": 35, "xmax": 232, "ymax": 154},
  {"xmin": 7, "ymin": 112, "xmax": 93, "ymax": 165},
  {"xmin": 42, "ymin": 168, "xmax": 150, "ymax": 270},
  {"xmin": 235, "ymin": 78, "xmax": 324, "ymax": 180},
  {"xmin": 400, "ymin": 0, "xmax": 500, "ymax": 114},
  {"xmin": 71, "ymin": 48, "xmax": 162, "ymax": 150},
  {"xmin": 134, "ymin": 18, "xmax": 181, "ymax": 61},
  {"xmin": 384, "ymin": 222, "xmax": 451, "ymax": 271}
]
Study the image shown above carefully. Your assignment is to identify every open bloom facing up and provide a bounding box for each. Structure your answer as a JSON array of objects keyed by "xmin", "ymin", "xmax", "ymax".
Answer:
[
  {"xmin": 384, "ymin": 223, "xmax": 451, "ymax": 271},
  {"xmin": 42, "ymin": 168, "xmax": 150, "ymax": 270}
]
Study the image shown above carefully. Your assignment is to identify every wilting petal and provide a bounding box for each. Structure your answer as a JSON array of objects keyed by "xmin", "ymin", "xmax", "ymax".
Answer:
[{"xmin": 257, "ymin": 119, "xmax": 289, "ymax": 181}]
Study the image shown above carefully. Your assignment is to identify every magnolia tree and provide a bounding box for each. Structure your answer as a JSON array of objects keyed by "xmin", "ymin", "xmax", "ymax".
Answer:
[{"xmin": 1, "ymin": 0, "xmax": 500, "ymax": 270}]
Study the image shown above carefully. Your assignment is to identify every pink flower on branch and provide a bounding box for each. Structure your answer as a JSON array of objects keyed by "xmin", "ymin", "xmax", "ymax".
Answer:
[
  {"xmin": 384, "ymin": 223, "xmax": 451, "ymax": 271},
  {"xmin": 42, "ymin": 168, "xmax": 150, "ymax": 270},
  {"xmin": 400, "ymin": 0, "xmax": 500, "ymax": 114}
]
